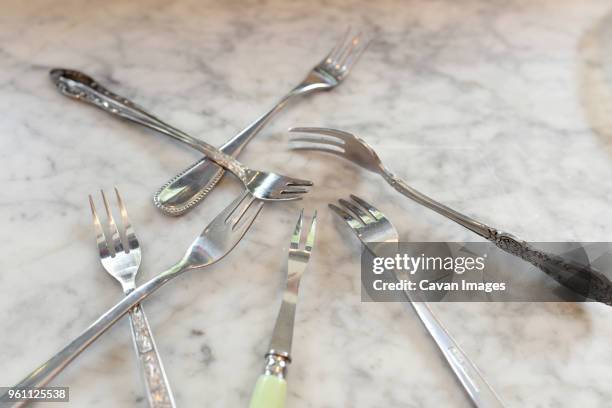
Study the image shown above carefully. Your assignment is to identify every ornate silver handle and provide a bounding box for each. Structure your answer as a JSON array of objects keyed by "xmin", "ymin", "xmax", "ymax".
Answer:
[
  {"xmin": 50, "ymin": 69, "xmax": 248, "ymax": 179},
  {"xmin": 384, "ymin": 172, "xmax": 612, "ymax": 304},
  {"xmin": 128, "ymin": 304, "xmax": 175, "ymax": 408}
]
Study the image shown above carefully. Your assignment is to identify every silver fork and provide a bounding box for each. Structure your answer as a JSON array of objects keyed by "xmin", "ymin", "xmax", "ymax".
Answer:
[
  {"xmin": 330, "ymin": 195, "xmax": 504, "ymax": 408},
  {"xmin": 248, "ymin": 210, "xmax": 316, "ymax": 408},
  {"xmin": 89, "ymin": 189, "xmax": 175, "ymax": 408},
  {"xmin": 289, "ymin": 127, "xmax": 612, "ymax": 305},
  {"xmin": 50, "ymin": 29, "xmax": 366, "ymax": 214},
  {"xmin": 49, "ymin": 70, "xmax": 312, "ymax": 202},
  {"xmin": 3, "ymin": 191, "xmax": 263, "ymax": 407},
  {"xmin": 153, "ymin": 29, "xmax": 368, "ymax": 215}
]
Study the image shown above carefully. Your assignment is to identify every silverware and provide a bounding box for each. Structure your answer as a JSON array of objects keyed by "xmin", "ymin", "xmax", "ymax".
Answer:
[
  {"xmin": 49, "ymin": 29, "xmax": 366, "ymax": 215},
  {"xmin": 329, "ymin": 195, "xmax": 505, "ymax": 408},
  {"xmin": 152, "ymin": 29, "xmax": 367, "ymax": 215},
  {"xmin": 249, "ymin": 210, "xmax": 317, "ymax": 408},
  {"xmin": 49, "ymin": 69, "xmax": 312, "ymax": 202},
  {"xmin": 89, "ymin": 189, "xmax": 175, "ymax": 408},
  {"xmin": 2, "ymin": 191, "xmax": 263, "ymax": 407},
  {"xmin": 289, "ymin": 127, "xmax": 612, "ymax": 305}
]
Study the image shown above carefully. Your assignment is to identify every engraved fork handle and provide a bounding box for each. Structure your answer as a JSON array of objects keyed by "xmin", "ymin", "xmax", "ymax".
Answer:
[
  {"xmin": 0, "ymin": 264, "xmax": 184, "ymax": 407},
  {"xmin": 50, "ymin": 69, "xmax": 248, "ymax": 179},
  {"xmin": 383, "ymin": 171, "xmax": 612, "ymax": 304},
  {"xmin": 128, "ymin": 303, "xmax": 175, "ymax": 408}
]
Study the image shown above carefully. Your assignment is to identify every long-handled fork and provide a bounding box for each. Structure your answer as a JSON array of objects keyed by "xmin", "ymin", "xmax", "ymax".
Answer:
[
  {"xmin": 50, "ymin": 29, "xmax": 366, "ymax": 214},
  {"xmin": 49, "ymin": 69, "xmax": 312, "ymax": 202},
  {"xmin": 1, "ymin": 191, "xmax": 263, "ymax": 407},
  {"xmin": 329, "ymin": 195, "xmax": 505, "ymax": 408},
  {"xmin": 289, "ymin": 127, "xmax": 612, "ymax": 305},
  {"xmin": 89, "ymin": 189, "xmax": 175, "ymax": 408},
  {"xmin": 249, "ymin": 210, "xmax": 317, "ymax": 408}
]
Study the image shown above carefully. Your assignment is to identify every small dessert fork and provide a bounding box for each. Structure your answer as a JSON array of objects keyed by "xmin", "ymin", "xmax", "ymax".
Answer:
[
  {"xmin": 249, "ymin": 210, "xmax": 317, "ymax": 408},
  {"xmin": 290, "ymin": 127, "xmax": 612, "ymax": 305},
  {"xmin": 89, "ymin": 188, "xmax": 175, "ymax": 408},
  {"xmin": 3, "ymin": 192, "xmax": 263, "ymax": 407},
  {"xmin": 329, "ymin": 195, "xmax": 504, "ymax": 408}
]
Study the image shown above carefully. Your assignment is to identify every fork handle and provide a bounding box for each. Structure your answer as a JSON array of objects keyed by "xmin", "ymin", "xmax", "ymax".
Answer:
[
  {"xmin": 50, "ymin": 69, "xmax": 248, "ymax": 179},
  {"xmin": 0, "ymin": 266, "xmax": 181, "ymax": 407},
  {"xmin": 128, "ymin": 303, "xmax": 176, "ymax": 408},
  {"xmin": 408, "ymin": 300, "xmax": 505, "ymax": 408},
  {"xmin": 384, "ymin": 172, "xmax": 612, "ymax": 304}
]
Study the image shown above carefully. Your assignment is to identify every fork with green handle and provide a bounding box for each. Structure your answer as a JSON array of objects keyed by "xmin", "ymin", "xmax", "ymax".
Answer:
[{"xmin": 249, "ymin": 210, "xmax": 317, "ymax": 408}]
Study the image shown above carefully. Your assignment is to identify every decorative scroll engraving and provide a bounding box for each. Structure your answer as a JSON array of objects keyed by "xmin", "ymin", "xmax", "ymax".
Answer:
[
  {"xmin": 486, "ymin": 229, "xmax": 612, "ymax": 305},
  {"xmin": 129, "ymin": 304, "xmax": 174, "ymax": 408}
]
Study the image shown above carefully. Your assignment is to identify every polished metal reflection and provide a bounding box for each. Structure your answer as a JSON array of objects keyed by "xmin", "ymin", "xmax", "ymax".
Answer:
[
  {"xmin": 2, "ymin": 191, "xmax": 264, "ymax": 407},
  {"xmin": 290, "ymin": 127, "xmax": 612, "ymax": 305},
  {"xmin": 263, "ymin": 210, "xmax": 317, "ymax": 379},
  {"xmin": 329, "ymin": 195, "xmax": 505, "ymax": 408},
  {"xmin": 89, "ymin": 189, "xmax": 175, "ymax": 408},
  {"xmin": 49, "ymin": 69, "xmax": 312, "ymax": 202},
  {"xmin": 151, "ymin": 29, "xmax": 368, "ymax": 215}
]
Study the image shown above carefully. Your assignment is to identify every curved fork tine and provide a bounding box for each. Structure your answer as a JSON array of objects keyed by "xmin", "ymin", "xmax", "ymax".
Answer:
[
  {"xmin": 289, "ymin": 127, "xmax": 354, "ymax": 143},
  {"xmin": 350, "ymin": 194, "xmax": 385, "ymax": 220},
  {"xmin": 339, "ymin": 198, "xmax": 375, "ymax": 224},
  {"xmin": 89, "ymin": 195, "xmax": 111, "ymax": 258},
  {"xmin": 328, "ymin": 203, "xmax": 363, "ymax": 230},
  {"xmin": 289, "ymin": 135, "xmax": 346, "ymax": 149},
  {"xmin": 115, "ymin": 187, "xmax": 138, "ymax": 250},
  {"xmin": 101, "ymin": 189, "xmax": 124, "ymax": 254}
]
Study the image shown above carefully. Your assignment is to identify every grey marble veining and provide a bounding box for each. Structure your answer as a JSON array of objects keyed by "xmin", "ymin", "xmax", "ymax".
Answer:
[{"xmin": 2, "ymin": 0, "xmax": 612, "ymax": 406}]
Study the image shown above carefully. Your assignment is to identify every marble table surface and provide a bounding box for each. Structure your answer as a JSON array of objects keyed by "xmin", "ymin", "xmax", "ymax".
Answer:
[{"xmin": 3, "ymin": 0, "xmax": 612, "ymax": 406}]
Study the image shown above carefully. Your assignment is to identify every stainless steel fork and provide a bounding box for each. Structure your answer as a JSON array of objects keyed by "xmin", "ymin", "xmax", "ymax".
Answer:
[
  {"xmin": 330, "ymin": 195, "xmax": 505, "ymax": 408},
  {"xmin": 290, "ymin": 127, "xmax": 612, "ymax": 305},
  {"xmin": 249, "ymin": 210, "xmax": 317, "ymax": 408},
  {"xmin": 49, "ymin": 70, "xmax": 313, "ymax": 202},
  {"xmin": 89, "ymin": 189, "xmax": 175, "ymax": 408},
  {"xmin": 3, "ymin": 191, "xmax": 263, "ymax": 407}
]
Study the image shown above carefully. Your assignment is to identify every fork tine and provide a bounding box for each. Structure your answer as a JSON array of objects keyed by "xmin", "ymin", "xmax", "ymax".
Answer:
[
  {"xmin": 291, "ymin": 209, "xmax": 304, "ymax": 250},
  {"xmin": 328, "ymin": 203, "xmax": 363, "ymax": 230},
  {"xmin": 342, "ymin": 36, "xmax": 369, "ymax": 72},
  {"xmin": 285, "ymin": 178, "xmax": 314, "ymax": 187},
  {"xmin": 336, "ymin": 32, "xmax": 362, "ymax": 69},
  {"xmin": 327, "ymin": 27, "xmax": 352, "ymax": 63},
  {"xmin": 350, "ymin": 194, "xmax": 385, "ymax": 220},
  {"xmin": 231, "ymin": 195, "xmax": 264, "ymax": 233},
  {"xmin": 289, "ymin": 142, "xmax": 346, "ymax": 157},
  {"xmin": 115, "ymin": 187, "xmax": 138, "ymax": 250},
  {"xmin": 289, "ymin": 127, "xmax": 353, "ymax": 143},
  {"xmin": 101, "ymin": 189, "xmax": 124, "ymax": 254},
  {"xmin": 89, "ymin": 195, "xmax": 111, "ymax": 258},
  {"xmin": 339, "ymin": 198, "xmax": 375, "ymax": 224},
  {"xmin": 304, "ymin": 210, "xmax": 317, "ymax": 252},
  {"xmin": 289, "ymin": 135, "xmax": 345, "ymax": 149},
  {"xmin": 282, "ymin": 187, "xmax": 309, "ymax": 195}
]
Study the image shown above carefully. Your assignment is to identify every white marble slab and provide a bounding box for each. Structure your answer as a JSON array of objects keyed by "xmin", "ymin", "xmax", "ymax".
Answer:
[{"xmin": 2, "ymin": 0, "xmax": 612, "ymax": 406}]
